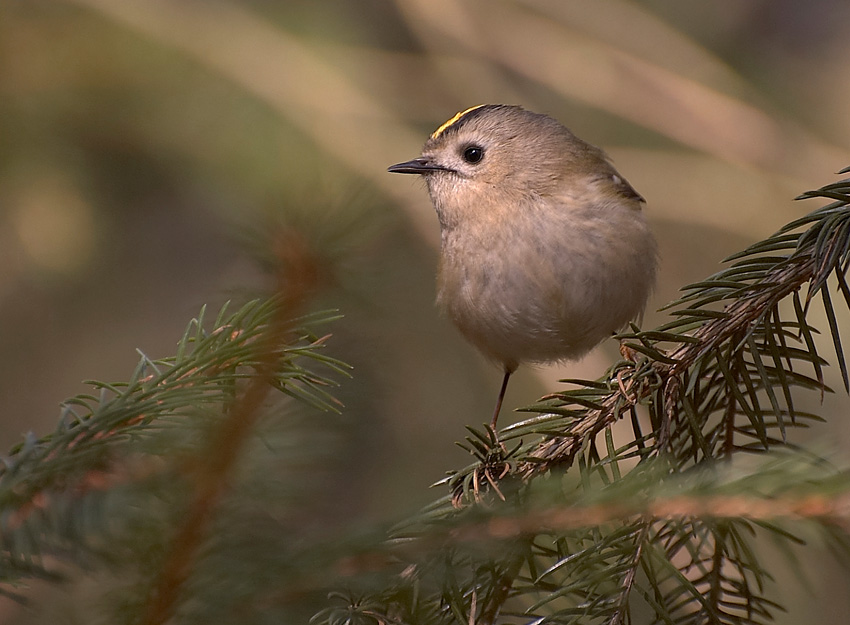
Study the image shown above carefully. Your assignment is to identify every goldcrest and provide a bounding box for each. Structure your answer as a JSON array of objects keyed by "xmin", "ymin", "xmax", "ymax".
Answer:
[{"xmin": 389, "ymin": 104, "xmax": 657, "ymax": 427}]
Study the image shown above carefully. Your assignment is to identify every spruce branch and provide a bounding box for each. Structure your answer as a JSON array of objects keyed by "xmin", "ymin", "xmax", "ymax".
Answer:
[
  {"xmin": 0, "ymin": 227, "xmax": 351, "ymax": 622},
  {"xmin": 141, "ymin": 228, "xmax": 330, "ymax": 624}
]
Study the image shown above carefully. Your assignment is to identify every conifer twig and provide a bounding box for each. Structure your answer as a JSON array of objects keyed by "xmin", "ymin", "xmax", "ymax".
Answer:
[
  {"xmin": 520, "ymin": 253, "xmax": 819, "ymax": 476},
  {"xmin": 142, "ymin": 230, "xmax": 326, "ymax": 625}
]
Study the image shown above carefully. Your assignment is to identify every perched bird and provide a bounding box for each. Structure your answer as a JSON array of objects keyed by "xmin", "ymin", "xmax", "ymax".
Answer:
[{"xmin": 388, "ymin": 105, "xmax": 657, "ymax": 428}]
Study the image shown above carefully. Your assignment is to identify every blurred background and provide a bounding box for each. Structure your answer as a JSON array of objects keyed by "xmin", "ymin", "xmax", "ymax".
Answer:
[{"xmin": 2, "ymin": 0, "xmax": 850, "ymax": 622}]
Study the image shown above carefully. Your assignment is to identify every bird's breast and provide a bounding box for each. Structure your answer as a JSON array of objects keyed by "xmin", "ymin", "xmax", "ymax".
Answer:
[{"xmin": 435, "ymin": 201, "xmax": 656, "ymax": 368}]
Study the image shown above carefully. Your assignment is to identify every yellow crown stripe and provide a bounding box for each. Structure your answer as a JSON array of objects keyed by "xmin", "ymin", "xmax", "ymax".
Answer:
[{"xmin": 430, "ymin": 104, "xmax": 487, "ymax": 140}]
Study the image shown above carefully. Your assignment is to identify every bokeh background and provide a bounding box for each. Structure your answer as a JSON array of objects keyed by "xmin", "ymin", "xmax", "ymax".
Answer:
[{"xmin": 2, "ymin": 0, "xmax": 850, "ymax": 622}]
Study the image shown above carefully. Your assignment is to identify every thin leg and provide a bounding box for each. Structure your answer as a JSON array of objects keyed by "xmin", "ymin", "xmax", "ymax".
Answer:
[{"xmin": 490, "ymin": 370, "xmax": 512, "ymax": 430}]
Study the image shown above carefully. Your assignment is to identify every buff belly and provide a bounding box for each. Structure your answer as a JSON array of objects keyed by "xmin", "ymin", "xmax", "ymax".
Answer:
[{"xmin": 436, "ymin": 206, "xmax": 656, "ymax": 371}]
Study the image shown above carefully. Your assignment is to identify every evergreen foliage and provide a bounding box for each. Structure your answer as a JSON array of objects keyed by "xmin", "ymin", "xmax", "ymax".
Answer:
[{"xmin": 2, "ymin": 170, "xmax": 850, "ymax": 623}]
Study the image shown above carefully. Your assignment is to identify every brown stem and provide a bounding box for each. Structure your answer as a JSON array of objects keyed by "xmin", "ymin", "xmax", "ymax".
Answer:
[
  {"xmin": 141, "ymin": 229, "xmax": 323, "ymax": 625},
  {"xmin": 142, "ymin": 367, "xmax": 275, "ymax": 625},
  {"xmin": 522, "ymin": 254, "xmax": 818, "ymax": 477}
]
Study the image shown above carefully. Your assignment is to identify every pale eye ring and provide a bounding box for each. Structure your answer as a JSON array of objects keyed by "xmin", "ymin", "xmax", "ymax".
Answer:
[{"xmin": 462, "ymin": 145, "xmax": 484, "ymax": 164}]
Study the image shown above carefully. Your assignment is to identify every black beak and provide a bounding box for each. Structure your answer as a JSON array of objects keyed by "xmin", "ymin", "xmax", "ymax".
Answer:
[{"xmin": 387, "ymin": 158, "xmax": 451, "ymax": 175}]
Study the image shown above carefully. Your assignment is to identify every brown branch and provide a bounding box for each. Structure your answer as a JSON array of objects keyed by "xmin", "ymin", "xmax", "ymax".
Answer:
[
  {"xmin": 141, "ymin": 229, "xmax": 326, "ymax": 625},
  {"xmin": 520, "ymin": 253, "xmax": 818, "ymax": 478},
  {"xmin": 324, "ymin": 489, "xmax": 850, "ymax": 590},
  {"xmin": 455, "ymin": 491, "xmax": 850, "ymax": 542}
]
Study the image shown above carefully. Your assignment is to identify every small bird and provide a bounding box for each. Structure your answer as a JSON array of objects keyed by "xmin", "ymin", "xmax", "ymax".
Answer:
[{"xmin": 388, "ymin": 105, "xmax": 657, "ymax": 428}]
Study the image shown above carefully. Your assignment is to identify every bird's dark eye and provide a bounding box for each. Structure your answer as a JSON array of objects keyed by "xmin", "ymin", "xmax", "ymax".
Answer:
[{"xmin": 462, "ymin": 145, "xmax": 484, "ymax": 164}]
